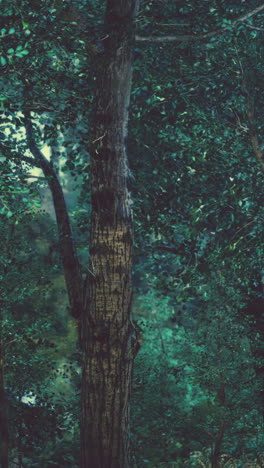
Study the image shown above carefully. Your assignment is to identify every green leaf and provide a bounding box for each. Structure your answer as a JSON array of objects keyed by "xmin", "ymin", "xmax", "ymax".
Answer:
[{"xmin": 0, "ymin": 56, "xmax": 7, "ymax": 66}]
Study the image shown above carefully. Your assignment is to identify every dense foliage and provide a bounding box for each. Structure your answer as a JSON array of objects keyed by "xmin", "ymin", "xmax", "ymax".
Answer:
[{"xmin": 1, "ymin": 0, "xmax": 264, "ymax": 466}]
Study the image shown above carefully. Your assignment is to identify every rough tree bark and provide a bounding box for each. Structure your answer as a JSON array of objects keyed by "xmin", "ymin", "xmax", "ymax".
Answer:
[
  {"xmin": 80, "ymin": 1, "xmax": 140, "ymax": 467},
  {"xmin": 0, "ymin": 332, "xmax": 9, "ymax": 468},
  {"xmin": 21, "ymin": 0, "xmax": 140, "ymax": 466}
]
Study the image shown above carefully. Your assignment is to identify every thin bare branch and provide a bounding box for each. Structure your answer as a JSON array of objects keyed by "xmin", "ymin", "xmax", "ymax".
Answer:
[
  {"xmin": 136, "ymin": 3, "xmax": 264, "ymax": 43},
  {"xmin": 22, "ymin": 175, "xmax": 46, "ymax": 180},
  {"xmin": 243, "ymin": 23, "xmax": 264, "ymax": 31},
  {"xmin": 238, "ymin": 3, "xmax": 264, "ymax": 22},
  {"xmin": 136, "ymin": 31, "xmax": 217, "ymax": 43},
  {"xmin": 136, "ymin": 19, "xmax": 190, "ymax": 27}
]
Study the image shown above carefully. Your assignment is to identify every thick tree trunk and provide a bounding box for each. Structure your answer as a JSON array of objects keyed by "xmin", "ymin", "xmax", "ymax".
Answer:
[
  {"xmin": 0, "ymin": 337, "xmax": 9, "ymax": 468},
  {"xmin": 81, "ymin": 1, "xmax": 139, "ymax": 467}
]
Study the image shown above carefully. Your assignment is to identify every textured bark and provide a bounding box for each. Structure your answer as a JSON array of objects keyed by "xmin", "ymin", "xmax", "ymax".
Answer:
[
  {"xmin": 0, "ymin": 337, "xmax": 9, "ymax": 468},
  {"xmin": 80, "ymin": 1, "xmax": 140, "ymax": 467},
  {"xmin": 22, "ymin": 1, "xmax": 140, "ymax": 465}
]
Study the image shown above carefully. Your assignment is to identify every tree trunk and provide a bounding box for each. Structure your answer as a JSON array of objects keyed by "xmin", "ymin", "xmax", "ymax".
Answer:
[
  {"xmin": 211, "ymin": 427, "xmax": 224, "ymax": 468},
  {"xmin": 24, "ymin": 112, "xmax": 83, "ymax": 322},
  {"xmin": 0, "ymin": 336, "xmax": 9, "ymax": 468},
  {"xmin": 80, "ymin": 1, "xmax": 139, "ymax": 467}
]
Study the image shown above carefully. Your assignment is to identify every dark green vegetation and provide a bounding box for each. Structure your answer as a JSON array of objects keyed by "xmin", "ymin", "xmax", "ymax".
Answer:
[{"xmin": 1, "ymin": 0, "xmax": 264, "ymax": 466}]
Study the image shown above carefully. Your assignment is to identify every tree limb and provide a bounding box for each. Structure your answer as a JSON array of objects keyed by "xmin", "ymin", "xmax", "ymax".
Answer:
[
  {"xmin": 136, "ymin": 31, "xmax": 218, "ymax": 43},
  {"xmin": 10, "ymin": 154, "xmax": 42, "ymax": 168},
  {"xmin": 203, "ymin": 428, "xmax": 217, "ymax": 441},
  {"xmin": 245, "ymin": 105, "xmax": 264, "ymax": 172},
  {"xmin": 154, "ymin": 245, "xmax": 180, "ymax": 255},
  {"xmin": 136, "ymin": 3, "xmax": 264, "ymax": 43},
  {"xmin": 23, "ymin": 111, "xmax": 84, "ymax": 319},
  {"xmin": 234, "ymin": 49, "xmax": 264, "ymax": 172},
  {"xmin": 243, "ymin": 23, "xmax": 264, "ymax": 31}
]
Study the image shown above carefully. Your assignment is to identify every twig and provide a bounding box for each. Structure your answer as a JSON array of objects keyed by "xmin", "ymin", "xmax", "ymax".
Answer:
[
  {"xmin": 243, "ymin": 23, "xmax": 264, "ymax": 32},
  {"xmin": 231, "ymin": 220, "xmax": 255, "ymax": 239},
  {"xmin": 203, "ymin": 428, "xmax": 217, "ymax": 441},
  {"xmin": 92, "ymin": 133, "xmax": 106, "ymax": 144}
]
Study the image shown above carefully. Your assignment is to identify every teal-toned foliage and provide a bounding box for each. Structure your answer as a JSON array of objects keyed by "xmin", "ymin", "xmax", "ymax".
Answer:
[{"xmin": 1, "ymin": 0, "xmax": 264, "ymax": 466}]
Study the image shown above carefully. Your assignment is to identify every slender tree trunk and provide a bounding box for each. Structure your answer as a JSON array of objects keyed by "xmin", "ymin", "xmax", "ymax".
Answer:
[
  {"xmin": 210, "ymin": 363, "xmax": 226, "ymax": 468},
  {"xmin": 0, "ymin": 334, "xmax": 9, "ymax": 468},
  {"xmin": 211, "ymin": 431, "xmax": 224, "ymax": 468},
  {"xmin": 81, "ymin": 1, "xmax": 139, "ymax": 467},
  {"xmin": 24, "ymin": 113, "xmax": 83, "ymax": 321}
]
